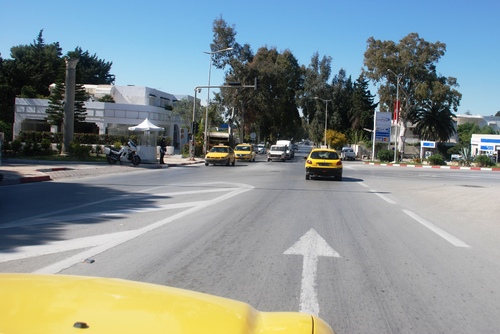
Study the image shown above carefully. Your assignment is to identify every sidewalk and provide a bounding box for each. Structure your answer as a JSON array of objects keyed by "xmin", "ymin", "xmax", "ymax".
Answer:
[{"xmin": 0, "ymin": 155, "xmax": 205, "ymax": 186}]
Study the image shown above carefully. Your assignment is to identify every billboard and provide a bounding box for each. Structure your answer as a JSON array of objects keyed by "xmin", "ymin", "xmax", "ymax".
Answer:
[{"xmin": 375, "ymin": 112, "xmax": 391, "ymax": 143}]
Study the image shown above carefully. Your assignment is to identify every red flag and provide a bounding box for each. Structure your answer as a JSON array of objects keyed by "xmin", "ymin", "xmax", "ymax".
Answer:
[{"xmin": 393, "ymin": 100, "xmax": 400, "ymax": 122}]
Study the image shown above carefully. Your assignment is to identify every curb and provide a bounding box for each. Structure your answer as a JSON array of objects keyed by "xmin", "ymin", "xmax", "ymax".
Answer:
[
  {"xmin": 20, "ymin": 175, "xmax": 52, "ymax": 183},
  {"xmin": 363, "ymin": 162, "xmax": 500, "ymax": 171},
  {"xmin": 0, "ymin": 159, "xmax": 207, "ymax": 186}
]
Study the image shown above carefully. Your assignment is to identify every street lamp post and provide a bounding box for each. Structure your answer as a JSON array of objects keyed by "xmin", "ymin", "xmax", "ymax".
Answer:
[
  {"xmin": 387, "ymin": 69, "xmax": 402, "ymax": 162},
  {"xmin": 189, "ymin": 88, "xmax": 198, "ymax": 161},
  {"xmin": 190, "ymin": 81, "xmax": 255, "ymax": 161},
  {"xmin": 314, "ymin": 97, "xmax": 332, "ymax": 147},
  {"xmin": 203, "ymin": 47, "xmax": 233, "ymax": 154}
]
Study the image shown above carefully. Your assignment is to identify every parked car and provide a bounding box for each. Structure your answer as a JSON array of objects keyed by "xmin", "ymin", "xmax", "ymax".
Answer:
[
  {"xmin": 205, "ymin": 144, "xmax": 235, "ymax": 166},
  {"xmin": 234, "ymin": 144, "xmax": 256, "ymax": 162},
  {"xmin": 267, "ymin": 145, "xmax": 287, "ymax": 162},
  {"xmin": 340, "ymin": 147, "xmax": 356, "ymax": 161},
  {"xmin": 305, "ymin": 148, "xmax": 343, "ymax": 181},
  {"xmin": 257, "ymin": 144, "xmax": 267, "ymax": 154},
  {"xmin": 0, "ymin": 273, "xmax": 335, "ymax": 334}
]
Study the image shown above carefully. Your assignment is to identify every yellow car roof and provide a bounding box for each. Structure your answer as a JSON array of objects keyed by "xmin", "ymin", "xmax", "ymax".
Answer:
[{"xmin": 0, "ymin": 274, "xmax": 334, "ymax": 334}]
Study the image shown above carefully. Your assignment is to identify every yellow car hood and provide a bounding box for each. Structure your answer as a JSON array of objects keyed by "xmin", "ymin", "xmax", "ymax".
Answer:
[
  {"xmin": 0, "ymin": 274, "xmax": 334, "ymax": 334},
  {"xmin": 235, "ymin": 149, "xmax": 252, "ymax": 154}
]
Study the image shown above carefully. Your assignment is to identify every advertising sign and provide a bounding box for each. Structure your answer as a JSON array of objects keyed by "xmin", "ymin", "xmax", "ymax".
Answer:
[{"xmin": 375, "ymin": 112, "xmax": 391, "ymax": 143}]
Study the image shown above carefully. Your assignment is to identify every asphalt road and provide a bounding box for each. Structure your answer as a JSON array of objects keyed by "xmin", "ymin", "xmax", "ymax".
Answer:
[{"xmin": 1, "ymin": 146, "xmax": 500, "ymax": 333}]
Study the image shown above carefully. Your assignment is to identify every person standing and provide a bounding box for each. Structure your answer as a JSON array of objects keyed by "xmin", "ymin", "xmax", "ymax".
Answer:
[{"xmin": 159, "ymin": 137, "xmax": 166, "ymax": 164}]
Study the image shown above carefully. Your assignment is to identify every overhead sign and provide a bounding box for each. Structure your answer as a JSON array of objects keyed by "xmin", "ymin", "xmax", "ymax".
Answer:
[{"xmin": 375, "ymin": 112, "xmax": 391, "ymax": 143}]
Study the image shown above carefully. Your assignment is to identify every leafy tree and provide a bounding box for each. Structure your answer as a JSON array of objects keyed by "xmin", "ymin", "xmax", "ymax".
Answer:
[
  {"xmin": 299, "ymin": 52, "xmax": 332, "ymax": 123},
  {"xmin": 67, "ymin": 47, "xmax": 114, "ymax": 84},
  {"xmin": 172, "ymin": 98, "xmax": 200, "ymax": 128},
  {"xmin": 11, "ymin": 30, "xmax": 63, "ymax": 97},
  {"xmin": 326, "ymin": 129, "xmax": 347, "ymax": 149},
  {"xmin": 330, "ymin": 69, "xmax": 353, "ymax": 132},
  {"xmin": 0, "ymin": 31, "xmax": 114, "ymax": 134},
  {"xmin": 308, "ymin": 115, "xmax": 324, "ymax": 145},
  {"xmin": 457, "ymin": 123, "xmax": 496, "ymax": 145},
  {"xmin": 45, "ymin": 82, "xmax": 65, "ymax": 131},
  {"xmin": 349, "ymin": 73, "xmax": 378, "ymax": 131},
  {"xmin": 0, "ymin": 30, "xmax": 62, "ymax": 126},
  {"xmin": 98, "ymin": 94, "xmax": 115, "ymax": 102},
  {"xmin": 212, "ymin": 17, "xmax": 303, "ymax": 142},
  {"xmin": 73, "ymin": 82, "xmax": 88, "ymax": 131},
  {"xmin": 241, "ymin": 47, "xmax": 302, "ymax": 141},
  {"xmin": 412, "ymin": 76, "xmax": 460, "ymax": 141},
  {"xmin": 363, "ymin": 32, "xmax": 461, "ymax": 146},
  {"xmin": 45, "ymin": 61, "xmax": 88, "ymax": 132}
]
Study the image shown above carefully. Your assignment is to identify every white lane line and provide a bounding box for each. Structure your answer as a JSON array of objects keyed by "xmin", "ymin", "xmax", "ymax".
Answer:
[
  {"xmin": 32, "ymin": 183, "xmax": 254, "ymax": 274},
  {"xmin": 358, "ymin": 182, "xmax": 397, "ymax": 204},
  {"xmin": 370, "ymin": 190, "xmax": 397, "ymax": 204},
  {"xmin": 0, "ymin": 231, "xmax": 132, "ymax": 263},
  {"xmin": 402, "ymin": 209, "xmax": 471, "ymax": 248},
  {"xmin": 1, "ymin": 188, "xmax": 232, "ymax": 230},
  {"xmin": 358, "ymin": 182, "xmax": 470, "ymax": 248}
]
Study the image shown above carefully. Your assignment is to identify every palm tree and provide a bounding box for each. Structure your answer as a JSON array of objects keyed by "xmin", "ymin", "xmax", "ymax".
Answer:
[
  {"xmin": 412, "ymin": 78, "xmax": 460, "ymax": 142},
  {"xmin": 413, "ymin": 103, "xmax": 456, "ymax": 141}
]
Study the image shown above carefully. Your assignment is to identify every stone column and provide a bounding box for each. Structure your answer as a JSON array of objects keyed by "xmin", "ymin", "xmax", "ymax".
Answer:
[{"xmin": 61, "ymin": 57, "xmax": 79, "ymax": 155}]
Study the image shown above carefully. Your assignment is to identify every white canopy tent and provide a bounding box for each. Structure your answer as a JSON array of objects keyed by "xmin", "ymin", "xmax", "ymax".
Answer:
[
  {"xmin": 128, "ymin": 118, "xmax": 164, "ymax": 163},
  {"xmin": 128, "ymin": 118, "xmax": 164, "ymax": 132}
]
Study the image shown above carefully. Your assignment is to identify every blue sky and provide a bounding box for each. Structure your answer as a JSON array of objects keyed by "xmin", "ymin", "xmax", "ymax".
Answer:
[{"xmin": 1, "ymin": 0, "xmax": 499, "ymax": 116}]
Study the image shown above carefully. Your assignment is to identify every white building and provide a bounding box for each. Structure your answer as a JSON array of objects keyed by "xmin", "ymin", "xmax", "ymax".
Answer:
[
  {"xmin": 14, "ymin": 85, "xmax": 196, "ymax": 150},
  {"xmin": 455, "ymin": 114, "xmax": 499, "ymax": 132}
]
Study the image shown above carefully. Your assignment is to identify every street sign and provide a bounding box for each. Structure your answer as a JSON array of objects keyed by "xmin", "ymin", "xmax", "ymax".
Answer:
[{"xmin": 421, "ymin": 141, "xmax": 436, "ymax": 148}]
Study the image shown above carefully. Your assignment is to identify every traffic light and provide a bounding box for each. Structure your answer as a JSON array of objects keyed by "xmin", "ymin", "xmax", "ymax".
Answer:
[
  {"xmin": 192, "ymin": 121, "xmax": 199, "ymax": 133},
  {"xmin": 254, "ymin": 77, "xmax": 259, "ymax": 90}
]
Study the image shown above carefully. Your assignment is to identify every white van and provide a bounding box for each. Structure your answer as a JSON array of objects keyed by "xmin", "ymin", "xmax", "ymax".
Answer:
[{"xmin": 276, "ymin": 140, "xmax": 294, "ymax": 159}]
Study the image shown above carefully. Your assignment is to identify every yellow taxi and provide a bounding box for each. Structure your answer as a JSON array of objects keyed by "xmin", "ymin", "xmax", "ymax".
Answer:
[
  {"xmin": 0, "ymin": 273, "xmax": 335, "ymax": 334},
  {"xmin": 234, "ymin": 143, "xmax": 256, "ymax": 162},
  {"xmin": 304, "ymin": 148, "xmax": 343, "ymax": 181},
  {"xmin": 205, "ymin": 144, "xmax": 235, "ymax": 166}
]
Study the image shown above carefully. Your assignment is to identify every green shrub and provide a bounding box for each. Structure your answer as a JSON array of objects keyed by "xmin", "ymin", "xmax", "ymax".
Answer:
[
  {"xmin": 11, "ymin": 139, "xmax": 22, "ymax": 154},
  {"xmin": 182, "ymin": 143, "xmax": 190, "ymax": 157},
  {"xmin": 40, "ymin": 138, "xmax": 53, "ymax": 155},
  {"xmin": 475, "ymin": 154, "xmax": 495, "ymax": 167},
  {"xmin": 377, "ymin": 149, "xmax": 394, "ymax": 162},
  {"xmin": 427, "ymin": 154, "xmax": 446, "ymax": 166},
  {"xmin": 22, "ymin": 140, "xmax": 38, "ymax": 156},
  {"xmin": 70, "ymin": 142, "xmax": 91, "ymax": 159}
]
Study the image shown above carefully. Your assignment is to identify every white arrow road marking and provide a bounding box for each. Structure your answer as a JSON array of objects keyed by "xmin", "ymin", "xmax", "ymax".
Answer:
[{"xmin": 284, "ymin": 228, "xmax": 340, "ymax": 317}]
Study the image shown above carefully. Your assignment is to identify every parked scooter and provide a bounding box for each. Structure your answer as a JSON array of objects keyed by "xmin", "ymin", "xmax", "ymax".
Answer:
[{"xmin": 104, "ymin": 140, "xmax": 141, "ymax": 166}]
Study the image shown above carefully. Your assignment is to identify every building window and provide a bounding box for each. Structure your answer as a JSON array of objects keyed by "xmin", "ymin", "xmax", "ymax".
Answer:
[{"xmin": 149, "ymin": 94, "xmax": 157, "ymax": 106}]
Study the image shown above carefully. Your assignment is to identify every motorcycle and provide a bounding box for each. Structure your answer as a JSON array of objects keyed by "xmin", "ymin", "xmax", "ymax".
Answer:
[{"xmin": 104, "ymin": 140, "xmax": 141, "ymax": 166}]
